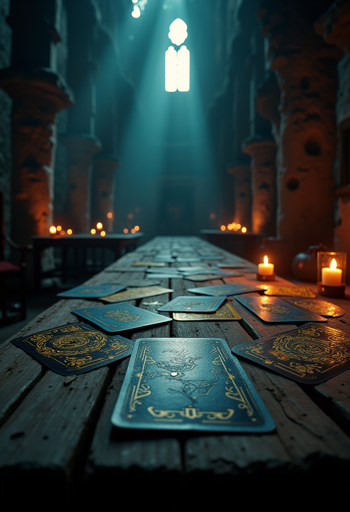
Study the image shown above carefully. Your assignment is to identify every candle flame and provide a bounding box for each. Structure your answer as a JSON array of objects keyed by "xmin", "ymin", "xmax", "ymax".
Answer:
[
  {"xmin": 264, "ymin": 255, "xmax": 268, "ymax": 265},
  {"xmin": 330, "ymin": 258, "xmax": 337, "ymax": 270},
  {"xmin": 49, "ymin": 226, "xmax": 57, "ymax": 234},
  {"xmin": 96, "ymin": 222, "xmax": 103, "ymax": 230}
]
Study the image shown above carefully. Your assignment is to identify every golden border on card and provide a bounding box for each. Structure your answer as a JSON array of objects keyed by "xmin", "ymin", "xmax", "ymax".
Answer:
[{"xmin": 173, "ymin": 302, "xmax": 241, "ymax": 321}]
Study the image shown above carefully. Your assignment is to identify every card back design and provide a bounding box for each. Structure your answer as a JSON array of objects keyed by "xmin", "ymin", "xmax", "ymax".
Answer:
[
  {"xmin": 260, "ymin": 285, "xmax": 316, "ymax": 298},
  {"xmin": 234, "ymin": 295, "xmax": 327, "ymax": 323},
  {"xmin": 101, "ymin": 286, "xmax": 173, "ymax": 303},
  {"xmin": 173, "ymin": 302, "xmax": 241, "ymax": 321},
  {"xmin": 72, "ymin": 303, "xmax": 171, "ymax": 333},
  {"xmin": 281, "ymin": 297, "xmax": 345, "ymax": 318},
  {"xmin": 111, "ymin": 338, "xmax": 275, "ymax": 432},
  {"xmin": 157, "ymin": 295, "xmax": 226, "ymax": 312},
  {"xmin": 187, "ymin": 283, "xmax": 260, "ymax": 296},
  {"xmin": 232, "ymin": 323, "xmax": 350, "ymax": 384},
  {"xmin": 57, "ymin": 284, "xmax": 126, "ymax": 298},
  {"xmin": 11, "ymin": 323, "xmax": 134, "ymax": 375}
]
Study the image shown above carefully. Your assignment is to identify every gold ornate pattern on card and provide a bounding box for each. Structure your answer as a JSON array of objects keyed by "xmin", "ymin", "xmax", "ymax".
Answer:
[
  {"xmin": 121, "ymin": 339, "xmax": 264, "ymax": 426},
  {"xmin": 16, "ymin": 324, "xmax": 133, "ymax": 373},
  {"xmin": 261, "ymin": 285, "xmax": 316, "ymax": 298},
  {"xmin": 239, "ymin": 324, "xmax": 350, "ymax": 382},
  {"xmin": 173, "ymin": 303, "xmax": 241, "ymax": 321},
  {"xmin": 101, "ymin": 286, "xmax": 172, "ymax": 303},
  {"xmin": 284, "ymin": 298, "xmax": 346, "ymax": 318}
]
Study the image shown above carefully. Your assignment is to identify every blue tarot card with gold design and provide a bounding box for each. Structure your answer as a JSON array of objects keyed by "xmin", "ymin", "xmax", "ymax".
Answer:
[
  {"xmin": 57, "ymin": 283, "xmax": 126, "ymax": 298},
  {"xmin": 187, "ymin": 283, "xmax": 261, "ymax": 297},
  {"xmin": 234, "ymin": 294, "xmax": 327, "ymax": 323},
  {"xmin": 232, "ymin": 323, "xmax": 350, "ymax": 384},
  {"xmin": 157, "ymin": 295, "xmax": 226, "ymax": 313},
  {"xmin": 281, "ymin": 297, "xmax": 345, "ymax": 318},
  {"xmin": 101, "ymin": 286, "xmax": 173, "ymax": 303},
  {"xmin": 71, "ymin": 303, "xmax": 171, "ymax": 333},
  {"xmin": 11, "ymin": 323, "xmax": 134, "ymax": 376},
  {"xmin": 111, "ymin": 337, "xmax": 275, "ymax": 432}
]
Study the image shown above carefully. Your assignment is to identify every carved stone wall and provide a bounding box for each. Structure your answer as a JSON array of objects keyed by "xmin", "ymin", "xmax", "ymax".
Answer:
[{"xmin": 259, "ymin": 0, "xmax": 341, "ymax": 264}]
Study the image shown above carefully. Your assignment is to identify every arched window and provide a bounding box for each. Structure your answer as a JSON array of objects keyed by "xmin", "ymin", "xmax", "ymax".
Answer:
[{"xmin": 165, "ymin": 19, "xmax": 190, "ymax": 92}]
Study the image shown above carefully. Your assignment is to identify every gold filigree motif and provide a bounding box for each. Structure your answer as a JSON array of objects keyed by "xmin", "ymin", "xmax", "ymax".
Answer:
[{"xmin": 103, "ymin": 309, "xmax": 141, "ymax": 322}]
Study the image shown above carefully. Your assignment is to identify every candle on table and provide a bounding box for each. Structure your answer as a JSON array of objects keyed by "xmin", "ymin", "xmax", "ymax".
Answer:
[
  {"xmin": 322, "ymin": 258, "xmax": 342, "ymax": 286},
  {"xmin": 258, "ymin": 255, "xmax": 274, "ymax": 275}
]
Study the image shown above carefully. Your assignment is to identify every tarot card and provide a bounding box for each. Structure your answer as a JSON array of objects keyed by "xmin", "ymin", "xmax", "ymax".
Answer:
[
  {"xmin": 105, "ymin": 267, "xmax": 146, "ymax": 273},
  {"xmin": 176, "ymin": 257, "xmax": 201, "ymax": 262},
  {"xmin": 200, "ymin": 255, "xmax": 224, "ymax": 260},
  {"xmin": 146, "ymin": 267, "xmax": 180, "ymax": 274},
  {"xmin": 173, "ymin": 302, "xmax": 241, "ymax": 321},
  {"xmin": 101, "ymin": 286, "xmax": 173, "ymax": 303},
  {"xmin": 12, "ymin": 323, "xmax": 134, "ymax": 376},
  {"xmin": 177, "ymin": 266, "xmax": 208, "ymax": 273},
  {"xmin": 261, "ymin": 285, "xmax": 316, "ymax": 298},
  {"xmin": 184, "ymin": 274, "xmax": 224, "ymax": 281},
  {"xmin": 124, "ymin": 279, "xmax": 161, "ymax": 287},
  {"xmin": 132, "ymin": 261, "xmax": 166, "ymax": 267},
  {"xmin": 146, "ymin": 274, "xmax": 183, "ymax": 279},
  {"xmin": 281, "ymin": 297, "xmax": 345, "ymax": 318},
  {"xmin": 72, "ymin": 303, "xmax": 171, "ymax": 333},
  {"xmin": 111, "ymin": 337, "xmax": 275, "ymax": 432},
  {"xmin": 187, "ymin": 283, "xmax": 261, "ymax": 296},
  {"xmin": 57, "ymin": 283, "xmax": 126, "ymax": 298},
  {"xmin": 234, "ymin": 294, "xmax": 327, "ymax": 323},
  {"xmin": 232, "ymin": 323, "xmax": 350, "ymax": 384},
  {"xmin": 157, "ymin": 295, "xmax": 226, "ymax": 313},
  {"xmin": 217, "ymin": 263, "xmax": 248, "ymax": 269}
]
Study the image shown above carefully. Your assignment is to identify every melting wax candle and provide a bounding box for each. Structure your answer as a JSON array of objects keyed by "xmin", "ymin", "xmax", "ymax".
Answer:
[
  {"xmin": 258, "ymin": 255, "xmax": 274, "ymax": 275},
  {"xmin": 322, "ymin": 258, "xmax": 342, "ymax": 286}
]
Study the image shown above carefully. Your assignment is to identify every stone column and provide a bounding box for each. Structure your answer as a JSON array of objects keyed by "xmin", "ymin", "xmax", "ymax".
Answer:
[
  {"xmin": 63, "ymin": 0, "xmax": 100, "ymax": 233},
  {"xmin": 259, "ymin": 0, "xmax": 342, "ymax": 260},
  {"xmin": 0, "ymin": 0, "xmax": 73, "ymax": 246},
  {"xmin": 242, "ymin": 135, "xmax": 277, "ymax": 236},
  {"xmin": 316, "ymin": 0, "xmax": 350, "ymax": 278},
  {"xmin": 227, "ymin": 160, "xmax": 252, "ymax": 230}
]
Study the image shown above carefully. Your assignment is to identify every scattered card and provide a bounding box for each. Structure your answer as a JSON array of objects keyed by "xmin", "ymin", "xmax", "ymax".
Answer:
[
  {"xmin": 57, "ymin": 283, "xmax": 126, "ymax": 298},
  {"xmin": 12, "ymin": 323, "xmax": 134, "ymax": 376},
  {"xmin": 173, "ymin": 302, "xmax": 241, "ymax": 321},
  {"xmin": 217, "ymin": 263, "xmax": 248, "ymax": 269},
  {"xmin": 234, "ymin": 294, "xmax": 327, "ymax": 323},
  {"xmin": 146, "ymin": 274, "xmax": 183, "ymax": 279},
  {"xmin": 187, "ymin": 283, "xmax": 261, "ymax": 296},
  {"xmin": 157, "ymin": 295, "xmax": 226, "ymax": 312},
  {"xmin": 111, "ymin": 337, "xmax": 276, "ymax": 432},
  {"xmin": 105, "ymin": 267, "xmax": 146, "ymax": 273},
  {"xmin": 132, "ymin": 261, "xmax": 166, "ymax": 267},
  {"xmin": 260, "ymin": 285, "xmax": 316, "ymax": 298},
  {"xmin": 232, "ymin": 323, "xmax": 350, "ymax": 384},
  {"xmin": 72, "ymin": 303, "xmax": 171, "ymax": 333},
  {"xmin": 101, "ymin": 286, "xmax": 173, "ymax": 303},
  {"xmin": 124, "ymin": 279, "xmax": 161, "ymax": 287},
  {"xmin": 281, "ymin": 297, "xmax": 345, "ymax": 318},
  {"xmin": 184, "ymin": 274, "xmax": 224, "ymax": 281}
]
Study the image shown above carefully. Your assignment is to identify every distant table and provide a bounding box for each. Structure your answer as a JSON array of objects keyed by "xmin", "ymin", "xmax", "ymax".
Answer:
[
  {"xmin": 32, "ymin": 233, "xmax": 143, "ymax": 290},
  {"xmin": 200, "ymin": 229, "xmax": 266, "ymax": 262}
]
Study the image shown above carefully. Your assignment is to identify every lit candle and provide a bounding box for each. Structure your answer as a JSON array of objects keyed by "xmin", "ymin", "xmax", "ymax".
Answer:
[
  {"xmin": 258, "ymin": 255, "xmax": 274, "ymax": 275},
  {"xmin": 322, "ymin": 258, "xmax": 342, "ymax": 286}
]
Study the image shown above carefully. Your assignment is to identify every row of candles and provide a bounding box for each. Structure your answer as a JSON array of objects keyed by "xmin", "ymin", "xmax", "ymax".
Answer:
[
  {"xmin": 49, "ymin": 222, "xmax": 141, "ymax": 237},
  {"xmin": 258, "ymin": 253, "xmax": 346, "ymax": 296},
  {"xmin": 220, "ymin": 223, "xmax": 247, "ymax": 233}
]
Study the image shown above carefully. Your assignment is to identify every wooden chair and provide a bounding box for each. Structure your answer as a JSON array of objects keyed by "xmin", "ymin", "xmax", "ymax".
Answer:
[{"xmin": 0, "ymin": 193, "xmax": 32, "ymax": 325}]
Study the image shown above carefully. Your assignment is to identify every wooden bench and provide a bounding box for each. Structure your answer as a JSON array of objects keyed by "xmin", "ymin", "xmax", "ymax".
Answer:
[{"xmin": 1, "ymin": 236, "xmax": 350, "ymax": 510}]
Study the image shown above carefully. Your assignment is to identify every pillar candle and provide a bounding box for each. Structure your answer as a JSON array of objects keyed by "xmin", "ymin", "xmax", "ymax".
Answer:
[
  {"xmin": 322, "ymin": 258, "xmax": 342, "ymax": 286},
  {"xmin": 258, "ymin": 256, "xmax": 274, "ymax": 275}
]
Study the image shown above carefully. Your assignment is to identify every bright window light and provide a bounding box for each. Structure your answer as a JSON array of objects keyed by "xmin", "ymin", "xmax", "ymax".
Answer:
[
  {"xmin": 165, "ymin": 19, "xmax": 190, "ymax": 92},
  {"xmin": 132, "ymin": 6, "xmax": 141, "ymax": 18}
]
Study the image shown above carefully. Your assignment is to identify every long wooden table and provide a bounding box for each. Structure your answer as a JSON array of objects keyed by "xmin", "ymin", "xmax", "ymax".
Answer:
[{"xmin": 1, "ymin": 236, "xmax": 350, "ymax": 510}]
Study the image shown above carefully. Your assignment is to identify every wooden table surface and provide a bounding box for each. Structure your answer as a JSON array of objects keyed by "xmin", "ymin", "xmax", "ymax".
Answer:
[{"xmin": 1, "ymin": 236, "xmax": 350, "ymax": 510}]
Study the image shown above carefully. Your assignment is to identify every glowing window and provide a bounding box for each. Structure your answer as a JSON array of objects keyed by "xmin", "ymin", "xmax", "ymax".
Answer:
[{"xmin": 165, "ymin": 19, "xmax": 190, "ymax": 92}]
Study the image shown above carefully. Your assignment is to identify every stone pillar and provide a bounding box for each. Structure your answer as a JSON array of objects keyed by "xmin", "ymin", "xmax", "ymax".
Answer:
[
  {"xmin": 92, "ymin": 154, "xmax": 119, "ymax": 231},
  {"xmin": 63, "ymin": 0, "xmax": 101, "ymax": 233},
  {"xmin": 259, "ymin": 0, "xmax": 342, "ymax": 261},
  {"xmin": 316, "ymin": 0, "xmax": 350, "ymax": 278},
  {"xmin": 242, "ymin": 135, "xmax": 277, "ymax": 236},
  {"xmin": 227, "ymin": 160, "xmax": 252, "ymax": 230},
  {"xmin": 0, "ymin": 0, "xmax": 73, "ymax": 245}
]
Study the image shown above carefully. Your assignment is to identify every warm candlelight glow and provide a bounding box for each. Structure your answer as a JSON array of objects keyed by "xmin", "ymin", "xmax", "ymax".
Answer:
[
  {"xmin": 107, "ymin": 212, "xmax": 113, "ymax": 219},
  {"xmin": 96, "ymin": 222, "xmax": 103, "ymax": 230},
  {"xmin": 56, "ymin": 225, "xmax": 62, "ymax": 232},
  {"xmin": 134, "ymin": 225, "xmax": 140, "ymax": 231},
  {"xmin": 330, "ymin": 258, "xmax": 337, "ymax": 270},
  {"xmin": 100, "ymin": 230, "xmax": 106, "ymax": 237},
  {"xmin": 67, "ymin": 229, "xmax": 73, "ymax": 235},
  {"xmin": 220, "ymin": 225, "xmax": 226, "ymax": 231},
  {"xmin": 242, "ymin": 227, "xmax": 247, "ymax": 233},
  {"xmin": 131, "ymin": 228, "xmax": 135, "ymax": 233},
  {"xmin": 322, "ymin": 258, "xmax": 342, "ymax": 286},
  {"xmin": 60, "ymin": 230, "xmax": 65, "ymax": 235},
  {"xmin": 123, "ymin": 228, "xmax": 129, "ymax": 233},
  {"xmin": 91, "ymin": 228, "xmax": 96, "ymax": 235},
  {"xmin": 49, "ymin": 226, "xmax": 57, "ymax": 234},
  {"xmin": 258, "ymin": 255, "xmax": 274, "ymax": 275}
]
